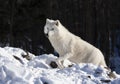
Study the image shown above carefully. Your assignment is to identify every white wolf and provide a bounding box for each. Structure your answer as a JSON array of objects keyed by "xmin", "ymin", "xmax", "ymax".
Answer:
[{"xmin": 44, "ymin": 19, "xmax": 107, "ymax": 69}]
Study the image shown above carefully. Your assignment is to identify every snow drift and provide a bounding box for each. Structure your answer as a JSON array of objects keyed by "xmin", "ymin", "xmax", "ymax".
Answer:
[{"xmin": 0, "ymin": 47, "xmax": 120, "ymax": 84}]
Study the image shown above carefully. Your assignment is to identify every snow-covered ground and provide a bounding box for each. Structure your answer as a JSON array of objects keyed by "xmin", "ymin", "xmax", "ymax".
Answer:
[{"xmin": 0, "ymin": 47, "xmax": 120, "ymax": 84}]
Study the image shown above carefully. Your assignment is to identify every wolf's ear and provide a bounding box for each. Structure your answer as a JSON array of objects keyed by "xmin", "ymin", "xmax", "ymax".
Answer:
[
  {"xmin": 55, "ymin": 20, "xmax": 59, "ymax": 26},
  {"xmin": 46, "ymin": 18, "xmax": 50, "ymax": 23}
]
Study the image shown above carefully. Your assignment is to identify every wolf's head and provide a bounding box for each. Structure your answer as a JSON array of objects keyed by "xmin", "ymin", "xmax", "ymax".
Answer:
[{"xmin": 44, "ymin": 19, "xmax": 60, "ymax": 38}]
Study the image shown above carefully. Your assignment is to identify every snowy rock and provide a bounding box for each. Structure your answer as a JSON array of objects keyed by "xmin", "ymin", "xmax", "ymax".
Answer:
[{"xmin": 0, "ymin": 47, "xmax": 120, "ymax": 84}]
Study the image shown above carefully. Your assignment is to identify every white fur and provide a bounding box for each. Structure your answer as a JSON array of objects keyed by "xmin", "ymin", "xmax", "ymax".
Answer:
[{"xmin": 44, "ymin": 19, "xmax": 107, "ymax": 69}]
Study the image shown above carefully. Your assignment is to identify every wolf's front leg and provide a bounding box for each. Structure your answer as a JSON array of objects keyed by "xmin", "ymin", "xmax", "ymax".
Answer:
[
  {"xmin": 55, "ymin": 57, "xmax": 65, "ymax": 69},
  {"xmin": 56, "ymin": 53, "xmax": 73, "ymax": 69}
]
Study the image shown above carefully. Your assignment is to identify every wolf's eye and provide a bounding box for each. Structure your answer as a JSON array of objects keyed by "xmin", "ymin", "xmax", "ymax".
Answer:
[{"xmin": 51, "ymin": 28, "xmax": 54, "ymax": 31}]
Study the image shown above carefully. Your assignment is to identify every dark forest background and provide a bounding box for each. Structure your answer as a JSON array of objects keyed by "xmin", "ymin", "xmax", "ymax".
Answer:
[{"xmin": 0, "ymin": 0, "xmax": 120, "ymax": 69}]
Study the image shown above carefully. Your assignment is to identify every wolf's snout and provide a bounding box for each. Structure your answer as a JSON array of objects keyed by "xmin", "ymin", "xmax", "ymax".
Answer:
[{"xmin": 45, "ymin": 33, "xmax": 48, "ymax": 37}]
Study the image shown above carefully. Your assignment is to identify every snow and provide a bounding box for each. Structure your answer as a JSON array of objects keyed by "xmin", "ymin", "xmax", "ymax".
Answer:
[{"xmin": 0, "ymin": 47, "xmax": 120, "ymax": 84}]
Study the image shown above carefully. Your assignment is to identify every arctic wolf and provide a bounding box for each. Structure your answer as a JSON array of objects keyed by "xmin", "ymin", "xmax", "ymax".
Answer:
[{"xmin": 44, "ymin": 19, "xmax": 107, "ymax": 69}]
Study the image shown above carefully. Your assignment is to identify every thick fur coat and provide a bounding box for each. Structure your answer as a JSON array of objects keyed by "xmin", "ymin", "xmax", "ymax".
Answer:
[{"xmin": 44, "ymin": 19, "xmax": 107, "ymax": 68}]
